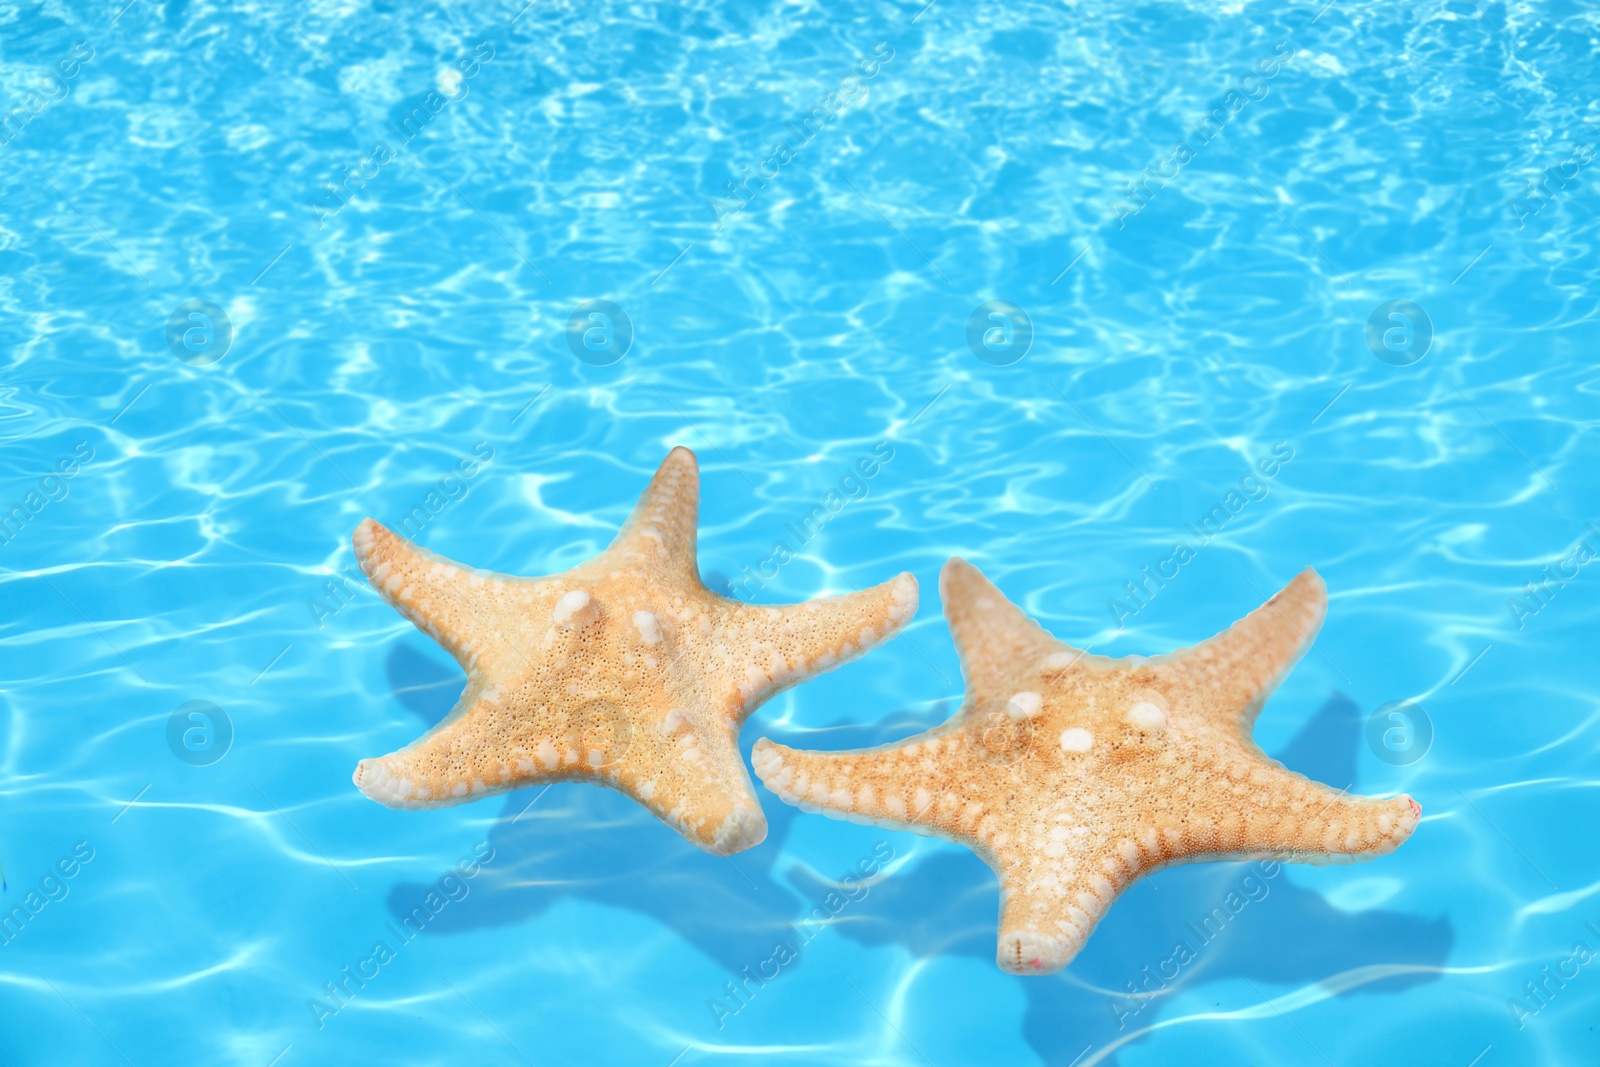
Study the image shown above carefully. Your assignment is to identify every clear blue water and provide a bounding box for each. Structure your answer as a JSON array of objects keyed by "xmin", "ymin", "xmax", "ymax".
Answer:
[{"xmin": 3, "ymin": 0, "xmax": 1599, "ymax": 1063}]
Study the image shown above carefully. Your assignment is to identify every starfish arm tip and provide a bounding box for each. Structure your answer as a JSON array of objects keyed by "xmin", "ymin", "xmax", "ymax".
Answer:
[
  {"xmin": 353, "ymin": 755, "xmax": 430, "ymax": 810},
  {"xmin": 750, "ymin": 736, "xmax": 950, "ymax": 832},
  {"xmin": 351, "ymin": 517, "xmax": 395, "ymax": 567},
  {"xmin": 604, "ymin": 448, "xmax": 703, "ymax": 577},
  {"xmin": 1365, "ymin": 791, "xmax": 1423, "ymax": 855},
  {"xmin": 936, "ymin": 556, "xmax": 974, "ymax": 596},
  {"xmin": 702, "ymin": 805, "xmax": 768, "ymax": 856},
  {"xmin": 749, "ymin": 737, "xmax": 786, "ymax": 780},
  {"xmin": 1163, "ymin": 567, "xmax": 1331, "ymax": 718},
  {"xmin": 347, "ymin": 519, "xmax": 489, "ymax": 660},
  {"xmin": 992, "ymin": 870, "xmax": 1098, "ymax": 976},
  {"xmin": 887, "ymin": 571, "xmax": 920, "ymax": 626},
  {"xmin": 748, "ymin": 739, "xmax": 837, "ymax": 811},
  {"xmin": 1396, "ymin": 791, "xmax": 1423, "ymax": 837},
  {"xmin": 1293, "ymin": 565, "xmax": 1327, "ymax": 601},
  {"xmin": 996, "ymin": 929, "xmax": 1082, "ymax": 977},
  {"xmin": 653, "ymin": 768, "xmax": 769, "ymax": 855},
  {"xmin": 349, "ymin": 517, "xmax": 404, "ymax": 578},
  {"xmin": 936, "ymin": 557, "xmax": 1058, "ymax": 683},
  {"xmin": 1270, "ymin": 789, "xmax": 1423, "ymax": 864}
]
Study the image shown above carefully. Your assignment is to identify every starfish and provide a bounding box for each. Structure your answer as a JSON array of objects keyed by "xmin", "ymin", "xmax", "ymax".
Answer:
[
  {"xmin": 350, "ymin": 447, "xmax": 918, "ymax": 856},
  {"xmin": 752, "ymin": 559, "xmax": 1421, "ymax": 974}
]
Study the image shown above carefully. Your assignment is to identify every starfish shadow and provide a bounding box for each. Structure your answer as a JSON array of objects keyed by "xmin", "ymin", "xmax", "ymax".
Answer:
[
  {"xmin": 377, "ymin": 641, "xmax": 812, "ymax": 975},
  {"xmin": 781, "ymin": 692, "xmax": 1454, "ymax": 1065}
]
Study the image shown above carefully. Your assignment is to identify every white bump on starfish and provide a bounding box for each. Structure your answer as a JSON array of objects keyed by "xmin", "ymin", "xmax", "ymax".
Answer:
[
  {"xmin": 752, "ymin": 557, "xmax": 1420, "ymax": 972},
  {"xmin": 633, "ymin": 610, "xmax": 663, "ymax": 645},
  {"xmin": 1128, "ymin": 701, "xmax": 1167, "ymax": 731},
  {"xmin": 1059, "ymin": 727, "xmax": 1094, "ymax": 752},
  {"xmin": 349, "ymin": 447, "xmax": 919, "ymax": 856},
  {"xmin": 552, "ymin": 589, "xmax": 597, "ymax": 628},
  {"xmin": 1008, "ymin": 691, "xmax": 1043, "ymax": 720}
]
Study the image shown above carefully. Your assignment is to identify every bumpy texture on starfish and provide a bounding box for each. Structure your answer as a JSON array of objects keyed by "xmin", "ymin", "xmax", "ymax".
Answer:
[
  {"xmin": 753, "ymin": 559, "xmax": 1420, "ymax": 974},
  {"xmin": 351, "ymin": 447, "xmax": 918, "ymax": 856}
]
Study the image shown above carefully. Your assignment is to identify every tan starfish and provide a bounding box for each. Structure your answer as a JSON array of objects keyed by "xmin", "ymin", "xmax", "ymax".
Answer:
[
  {"xmin": 752, "ymin": 558, "xmax": 1420, "ymax": 974},
  {"xmin": 350, "ymin": 447, "xmax": 918, "ymax": 856}
]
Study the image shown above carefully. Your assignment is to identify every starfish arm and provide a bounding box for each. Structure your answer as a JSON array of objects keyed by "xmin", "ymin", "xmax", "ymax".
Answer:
[
  {"xmin": 353, "ymin": 677, "xmax": 522, "ymax": 808},
  {"xmin": 941, "ymin": 559, "xmax": 1063, "ymax": 698},
  {"xmin": 992, "ymin": 844, "xmax": 1113, "ymax": 976},
  {"xmin": 354, "ymin": 677, "xmax": 771, "ymax": 854},
  {"xmin": 751, "ymin": 730, "xmax": 1000, "ymax": 840},
  {"xmin": 353, "ymin": 518, "xmax": 513, "ymax": 667},
  {"xmin": 620, "ymin": 713, "xmax": 768, "ymax": 855},
  {"xmin": 598, "ymin": 446, "xmax": 701, "ymax": 582},
  {"xmin": 721, "ymin": 572, "xmax": 919, "ymax": 712},
  {"xmin": 981, "ymin": 749, "xmax": 1420, "ymax": 976},
  {"xmin": 1212, "ymin": 756, "xmax": 1421, "ymax": 863},
  {"xmin": 1157, "ymin": 568, "xmax": 1327, "ymax": 726}
]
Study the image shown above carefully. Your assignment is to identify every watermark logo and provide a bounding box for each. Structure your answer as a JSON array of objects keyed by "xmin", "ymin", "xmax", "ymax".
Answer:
[
  {"xmin": 724, "ymin": 442, "xmax": 895, "ymax": 600},
  {"xmin": 1107, "ymin": 442, "xmax": 1294, "ymax": 628},
  {"xmin": 165, "ymin": 300, "xmax": 233, "ymax": 366},
  {"xmin": 392, "ymin": 442, "xmax": 496, "ymax": 541},
  {"xmin": 0, "ymin": 40, "xmax": 94, "ymax": 152},
  {"xmin": 0, "ymin": 841, "xmax": 95, "ymax": 947},
  {"xmin": 1106, "ymin": 40, "xmax": 1295, "ymax": 229},
  {"xmin": 966, "ymin": 300, "xmax": 1033, "ymax": 366},
  {"xmin": 1364, "ymin": 699, "xmax": 1432, "ymax": 767},
  {"xmin": 309, "ymin": 841, "xmax": 495, "ymax": 1029},
  {"xmin": 1507, "ymin": 142, "xmax": 1596, "ymax": 231},
  {"xmin": 1365, "ymin": 300, "xmax": 1432, "ymax": 366},
  {"xmin": 166, "ymin": 700, "xmax": 233, "ymax": 766},
  {"xmin": 0, "ymin": 441, "xmax": 94, "ymax": 551},
  {"xmin": 1109, "ymin": 858, "xmax": 1281, "ymax": 1030},
  {"xmin": 1507, "ymin": 525, "xmax": 1599, "ymax": 630},
  {"xmin": 708, "ymin": 41, "xmax": 895, "ymax": 227},
  {"xmin": 308, "ymin": 43, "xmax": 495, "ymax": 228},
  {"xmin": 1508, "ymin": 919, "xmax": 1600, "ymax": 1030},
  {"xmin": 965, "ymin": 697, "xmax": 1037, "ymax": 766},
  {"xmin": 707, "ymin": 841, "xmax": 895, "ymax": 1029},
  {"xmin": 566, "ymin": 300, "xmax": 633, "ymax": 366}
]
